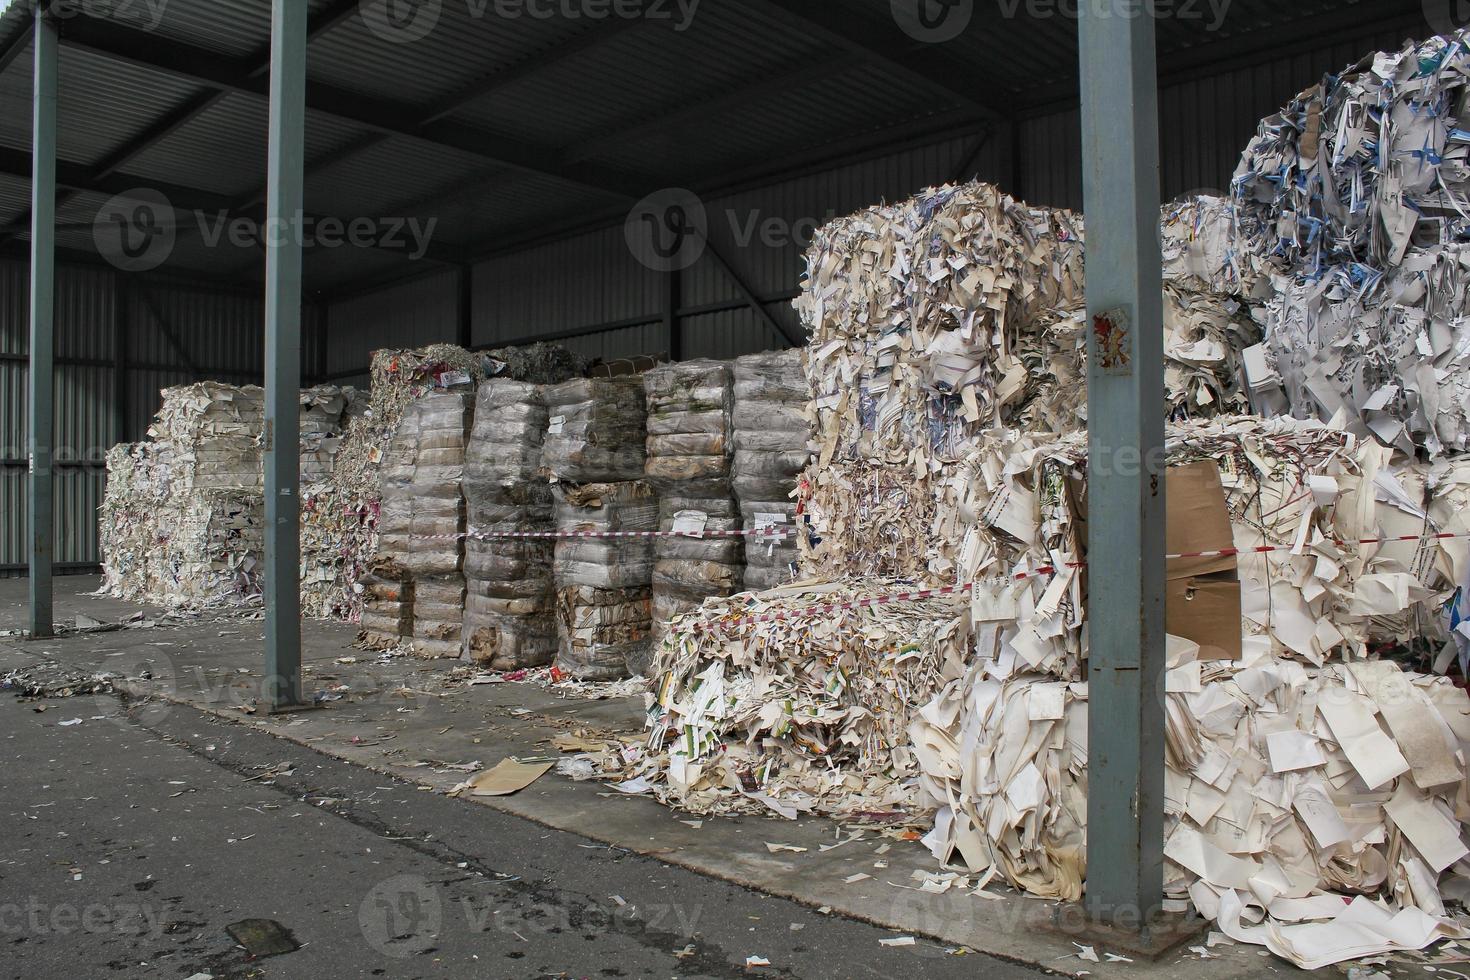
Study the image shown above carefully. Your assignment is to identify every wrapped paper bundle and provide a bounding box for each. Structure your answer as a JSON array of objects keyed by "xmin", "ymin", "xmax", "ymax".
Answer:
[
  {"xmin": 910, "ymin": 640, "xmax": 1470, "ymax": 969},
  {"xmin": 540, "ymin": 377, "xmax": 647, "ymax": 483},
  {"xmin": 462, "ymin": 380, "xmax": 557, "ymax": 670},
  {"xmin": 643, "ymin": 360, "xmax": 744, "ymax": 650},
  {"xmin": 551, "ymin": 481, "xmax": 657, "ymax": 679},
  {"xmin": 731, "ymin": 350, "xmax": 810, "ymax": 589},
  {"xmin": 152, "ymin": 488, "xmax": 264, "ymax": 606},
  {"xmin": 301, "ymin": 344, "xmax": 482, "ymax": 621},
  {"xmin": 357, "ymin": 561, "xmax": 413, "ymax": 650},
  {"xmin": 604, "ymin": 581, "xmax": 973, "ymax": 819}
]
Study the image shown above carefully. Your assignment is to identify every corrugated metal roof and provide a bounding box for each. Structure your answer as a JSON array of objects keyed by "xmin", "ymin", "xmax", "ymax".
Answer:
[{"xmin": 0, "ymin": 0, "xmax": 1436, "ymax": 294}]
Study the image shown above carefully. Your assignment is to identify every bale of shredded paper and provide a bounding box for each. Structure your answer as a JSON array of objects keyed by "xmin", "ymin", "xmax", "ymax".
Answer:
[
  {"xmin": 301, "ymin": 344, "xmax": 483, "ymax": 621},
  {"xmin": 608, "ymin": 580, "xmax": 973, "ymax": 820},
  {"xmin": 910, "ymin": 637, "xmax": 1470, "ymax": 969},
  {"xmin": 540, "ymin": 377, "xmax": 647, "ymax": 483},
  {"xmin": 643, "ymin": 360, "xmax": 743, "ymax": 655},
  {"xmin": 462, "ymin": 380, "xmax": 557, "ymax": 670},
  {"xmin": 483, "ymin": 341, "xmax": 585, "ymax": 386},
  {"xmin": 551, "ymin": 481, "xmax": 657, "ymax": 679},
  {"xmin": 731, "ymin": 350, "xmax": 809, "ymax": 589}
]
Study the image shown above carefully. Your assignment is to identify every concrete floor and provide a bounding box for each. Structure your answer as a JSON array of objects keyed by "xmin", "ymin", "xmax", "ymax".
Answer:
[{"xmin": 0, "ymin": 577, "xmax": 1316, "ymax": 978}]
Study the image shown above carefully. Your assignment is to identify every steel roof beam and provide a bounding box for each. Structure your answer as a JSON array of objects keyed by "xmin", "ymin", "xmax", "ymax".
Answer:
[
  {"xmin": 59, "ymin": 13, "xmax": 653, "ymax": 200},
  {"xmin": 738, "ymin": 0, "xmax": 1010, "ymax": 122}
]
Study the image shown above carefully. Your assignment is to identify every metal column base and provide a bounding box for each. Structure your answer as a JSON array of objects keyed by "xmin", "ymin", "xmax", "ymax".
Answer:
[{"xmin": 1037, "ymin": 904, "xmax": 1207, "ymax": 961}]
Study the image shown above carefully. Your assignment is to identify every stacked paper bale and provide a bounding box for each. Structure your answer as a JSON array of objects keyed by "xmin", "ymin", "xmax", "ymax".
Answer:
[
  {"xmin": 304, "ymin": 345, "xmax": 482, "ymax": 622},
  {"xmin": 461, "ymin": 380, "xmax": 558, "ymax": 670},
  {"xmin": 100, "ymin": 383, "xmax": 267, "ymax": 608},
  {"xmin": 360, "ymin": 390, "xmax": 473, "ymax": 657},
  {"xmin": 542, "ymin": 377, "xmax": 653, "ymax": 680},
  {"xmin": 99, "ymin": 442, "xmax": 175, "ymax": 601},
  {"xmin": 643, "ymin": 360, "xmax": 743, "ymax": 651},
  {"xmin": 730, "ymin": 350, "xmax": 810, "ymax": 589},
  {"xmin": 298, "ymin": 385, "xmax": 356, "ymax": 485},
  {"xmin": 1232, "ymin": 30, "xmax": 1470, "ymax": 456}
]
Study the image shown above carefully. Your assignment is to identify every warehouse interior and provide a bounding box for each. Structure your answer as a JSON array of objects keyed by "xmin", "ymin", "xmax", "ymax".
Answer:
[
  {"xmin": 7, "ymin": 0, "xmax": 1470, "ymax": 972},
  {"xmin": 0, "ymin": 0, "xmax": 1428, "ymax": 574}
]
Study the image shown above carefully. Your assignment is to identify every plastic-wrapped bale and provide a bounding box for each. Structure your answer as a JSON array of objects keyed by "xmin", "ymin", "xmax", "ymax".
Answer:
[
  {"xmin": 406, "ymin": 391, "xmax": 473, "ymax": 658},
  {"xmin": 357, "ymin": 561, "xmax": 414, "ymax": 650},
  {"xmin": 299, "ymin": 344, "xmax": 482, "ymax": 622},
  {"xmin": 540, "ymin": 377, "xmax": 647, "ymax": 483},
  {"xmin": 551, "ymin": 481, "xmax": 657, "ymax": 680},
  {"xmin": 731, "ymin": 350, "xmax": 810, "ymax": 589},
  {"xmin": 462, "ymin": 380, "xmax": 557, "ymax": 670},
  {"xmin": 643, "ymin": 360, "xmax": 743, "ymax": 651}
]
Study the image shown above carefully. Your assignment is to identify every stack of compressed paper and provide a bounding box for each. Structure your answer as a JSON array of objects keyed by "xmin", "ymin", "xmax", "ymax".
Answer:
[
  {"xmin": 795, "ymin": 181, "xmax": 1085, "ymax": 472},
  {"xmin": 302, "ymin": 344, "xmax": 482, "ymax": 622},
  {"xmin": 909, "ymin": 640, "xmax": 1470, "ymax": 968},
  {"xmin": 550, "ymin": 481, "xmax": 658, "ymax": 680},
  {"xmin": 462, "ymin": 380, "xmax": 558, "ymax": 670},
  {"xmin": 98, "ymin": 442, "xmax": 175, "ymax": 602},
  {"xmin": 298, "ymin": 384, "xmax": 356, "ymax": 484},
  {"xmin": 1231, "ymin": 31, "xmax": 1470, "ymax": 455},
  {"xmin": 361, "ymin": 390, "xmax": 473, "ymax": 657},
  {"xmin": 612, "ymin": 581, "xmax": 971, "ymax": 819},
  {"xmin": 731, "ymin": 350, "xmax": 810, "ymax": 589},
  {"xmin": 542, "ymin": 377, "xmax": 653, "ymax": 679},
  {"xmin": 100, "ymin": 383, "xmax": 266, "ymax": 608},
  {"xmin": 146, "ymin": 382, "xmax": 264, "ymax": 491},
  {"xmin": 643, "ymin": 360, "xmax": 743, "ymax": 656}
]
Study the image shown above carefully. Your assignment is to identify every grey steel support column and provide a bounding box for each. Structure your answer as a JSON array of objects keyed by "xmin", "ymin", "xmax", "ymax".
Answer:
[
  {"xmin": 1079, "ymin": 2, "xmax": 1166, "ymax": 929},
  {"xmin": 263, "ymin": 0, "xmax": 307, "ymax": 710},
  {"xmin": 27, "ymin": 7, "xmax": 58, "ymax": 638}
]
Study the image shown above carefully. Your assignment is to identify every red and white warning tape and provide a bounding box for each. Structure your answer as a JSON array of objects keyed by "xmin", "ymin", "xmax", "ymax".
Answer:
[
  {"xmin": 677, "ymin": 530, "xmax": 1470, "ymax": 634},
  {"xmin": 411, "ymin": 526, "xmax": 798, "ymax": 543}
]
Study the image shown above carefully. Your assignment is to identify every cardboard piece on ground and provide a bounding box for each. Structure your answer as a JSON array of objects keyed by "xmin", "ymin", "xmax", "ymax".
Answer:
[{"xmin": 453, "ymin": 758, "xmax": 555, "ymax": 797}]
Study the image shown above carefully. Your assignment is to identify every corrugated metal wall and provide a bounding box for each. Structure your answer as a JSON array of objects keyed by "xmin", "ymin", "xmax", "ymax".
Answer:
[{"xmin": 0, "ymin": 259, "xmax": 266, "ymax": 578}]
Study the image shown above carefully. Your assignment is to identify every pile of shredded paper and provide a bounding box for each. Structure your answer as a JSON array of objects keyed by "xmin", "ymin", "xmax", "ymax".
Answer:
[{"xmin": 1233, "ymin": 30, "xmax": 1470, "ymax": 456}]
